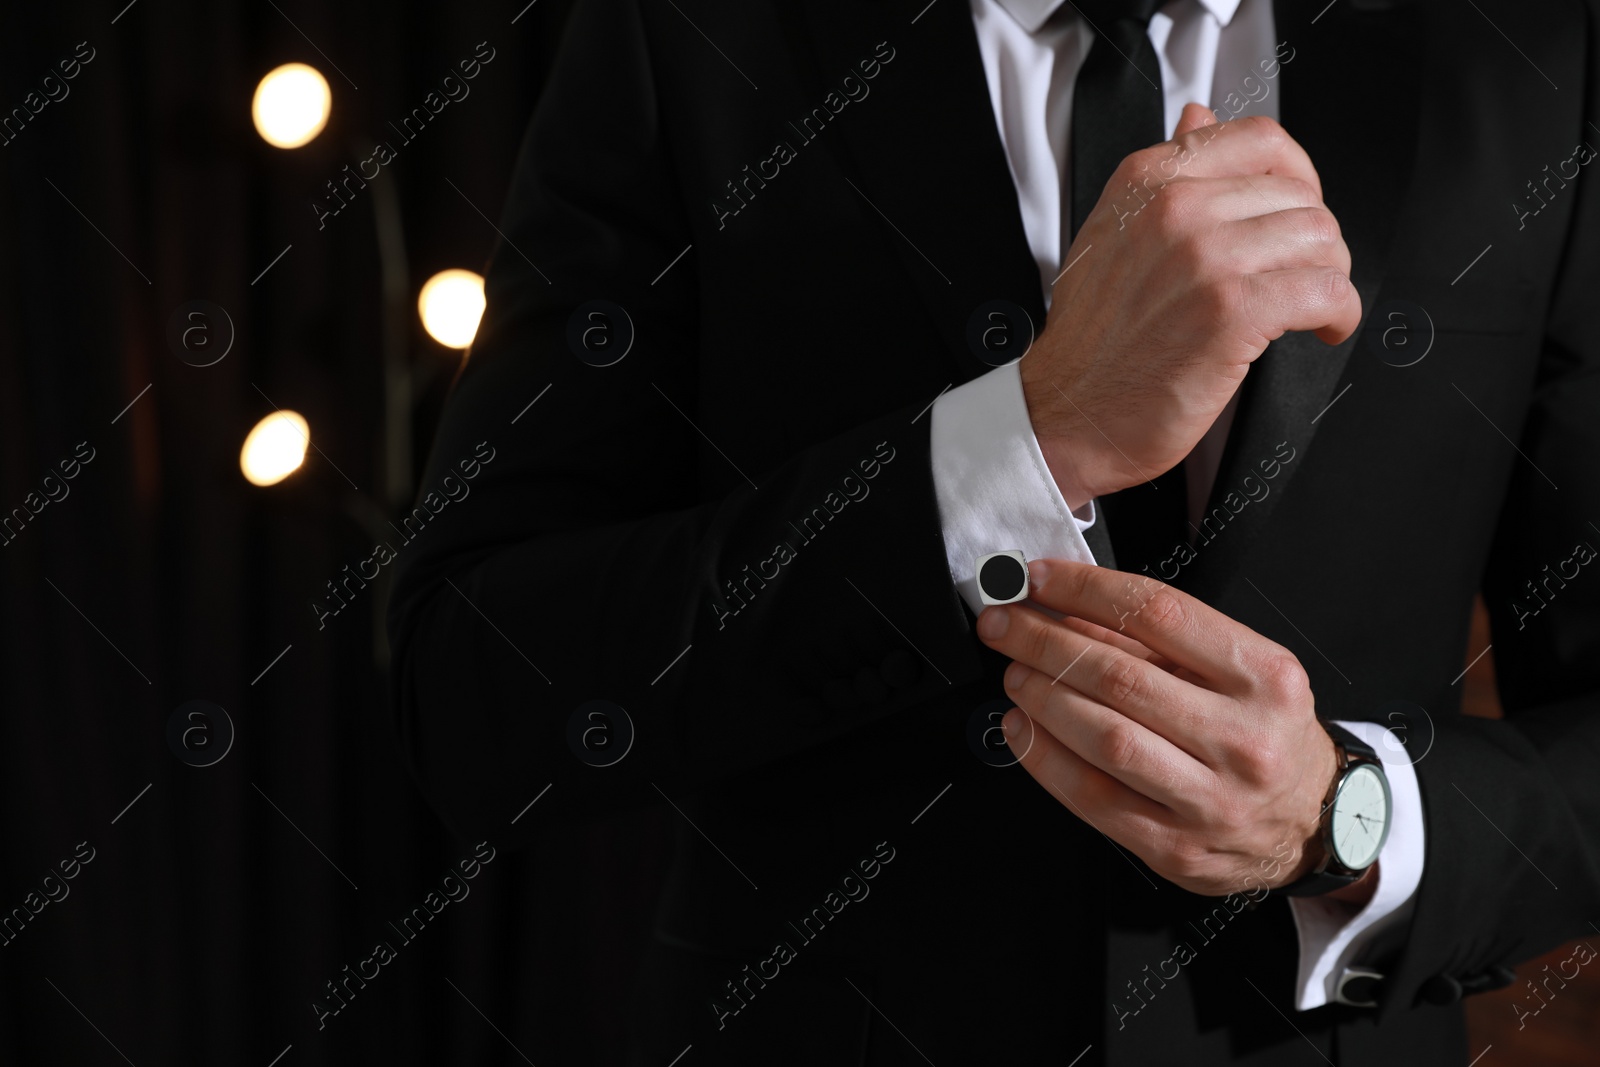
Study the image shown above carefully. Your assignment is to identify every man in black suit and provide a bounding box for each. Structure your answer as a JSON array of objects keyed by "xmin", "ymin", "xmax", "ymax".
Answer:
[{"xmin": 386, "ymin": 0, "xmax": 1600, "ymax": 1061}]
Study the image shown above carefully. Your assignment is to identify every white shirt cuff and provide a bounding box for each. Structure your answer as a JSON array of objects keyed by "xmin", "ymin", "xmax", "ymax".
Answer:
[
  {"xmin": 1288, "ymin": 719, "xmax": 1426, "ymax": 1010},
  {"xmin": 929, "ymin": 360, "xmax": 1099, "ymax": 617}
]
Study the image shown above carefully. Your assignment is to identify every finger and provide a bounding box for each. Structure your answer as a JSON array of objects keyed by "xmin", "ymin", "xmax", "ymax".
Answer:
[
  {"xmin": 1222, "ymin": 206, "xmax": 1351, "ymax": 276},
  {"xmin": 982, "ymin": 602, "xmax": 1217, "ymax": 753},
  {"xmin": 1004, "ymin": 660, "xmax": 1213, "ymax": 814},
  {"xmin": 1059, "ymin": 614, "xmax": 1164, "ymax": 663},
  {"xmin": 1021, "ymin": 585, "xmax": 1171, "ymax": 664},
  {"xmin": 1153, "ymin": 174, "xmax": 1324, "ymax": 223},
  {"xmin": 1022, "ymin": 561, "xmax": 1264, "ymax": 685},
  {"xmin": 1061, "ymin": 615, "xmax": 1185, "ymax": 676},
  {"xmin": 1000, "ymin": 707, "xmax": 1178, "ymax": 869},
  {"xmin": 1239, "ymin": 266, "xmax": 1364, "ymax": 345},
  {"xmin": 1313, "ymin": 308, "xmax": 1362, "ymax": 346},
  {"xmin": 1128, "ymin": 114, "xmax": 1323, "ymax": 202},
  {"xmin": 1172, "ymin": 100, "xmax": 1218, "ymax": 138}
]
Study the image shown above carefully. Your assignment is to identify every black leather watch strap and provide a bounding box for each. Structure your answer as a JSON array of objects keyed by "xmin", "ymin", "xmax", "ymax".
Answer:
[{"xmin": 1327, "ymin": 721, "xmax": 1377, "ymax": 763}]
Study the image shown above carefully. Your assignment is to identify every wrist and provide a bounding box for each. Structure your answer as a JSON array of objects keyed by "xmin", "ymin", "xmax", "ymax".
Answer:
[
  {"xmin": 1036, "ymin": 436, "xmax": 1096, "ymax": 514},
  {"xmin": 1021, "ymin": 372, "xmax": 1103, "ymax": 513},
  {"xmin": 1276, "ymin": 724, "xmax": 1384, "ymax": 906}
]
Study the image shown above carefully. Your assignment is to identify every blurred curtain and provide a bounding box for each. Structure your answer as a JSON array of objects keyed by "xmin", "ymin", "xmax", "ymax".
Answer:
[{"xmin": 0, "ymin": 1, "xmax": 665, "ymax": 1062}]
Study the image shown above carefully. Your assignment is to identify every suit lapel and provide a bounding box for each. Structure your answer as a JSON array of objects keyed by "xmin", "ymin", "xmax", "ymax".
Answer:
[
  {"xmin": 1181, "ymin": 0, "xmax": 1424, "ymax": 597},
  {"xmin": 786, "ymin": 0, "xmax": 1112, "ymax": 558},
  {"xmin": 784, "ymin": 0, "xmax": 1048, "ymax": 382}
]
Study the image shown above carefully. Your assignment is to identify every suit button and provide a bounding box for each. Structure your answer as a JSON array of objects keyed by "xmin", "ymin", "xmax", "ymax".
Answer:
[
  {"xmin": 822, "ymin": 678, "xmax": 858, "ymax": 712},
  {"xmin": 1461, "ymin": 965, "xmax": 1517, "ymax": 993},
  {"xmin": 881, "ymin": 648, "xmax": 919, "ymax": 688},
  {"xmin": 1419, "ymin": 973, "xmax": 1463, "ymax": 1005}
]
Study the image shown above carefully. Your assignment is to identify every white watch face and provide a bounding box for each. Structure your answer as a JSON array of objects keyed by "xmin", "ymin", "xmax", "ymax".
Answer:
[{"xmin": 1330, "ymin": 763, "xmax": 1391, "ymax": 870}]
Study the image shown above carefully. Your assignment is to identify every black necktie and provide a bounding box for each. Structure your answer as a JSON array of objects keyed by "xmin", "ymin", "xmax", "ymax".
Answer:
[
  {"xmin": 1069, "ymin": 0, "xmax": 1165, "ymax": 239},
  {"xmin": 1066, "ymin": 0, "xmax": 1190, "ymax": 578}
]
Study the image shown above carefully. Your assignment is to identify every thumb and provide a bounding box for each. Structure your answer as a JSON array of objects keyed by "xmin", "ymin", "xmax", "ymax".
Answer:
[{"xmin": 1173, "ymin": 101, "xmax": 1217, "ymax": 138}]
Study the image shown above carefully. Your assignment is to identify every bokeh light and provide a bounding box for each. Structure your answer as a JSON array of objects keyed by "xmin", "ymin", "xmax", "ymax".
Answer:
[
  {"xmin": 252, "ymin": 63, "xmax": 332, "ymax": 148},
  {"xmin": 417, "ymin": 269, "xmax": 487, "ymax": 349},
  {"xmin": 240, "ymin": 411, "xmax": 311, "ymax": 486}
]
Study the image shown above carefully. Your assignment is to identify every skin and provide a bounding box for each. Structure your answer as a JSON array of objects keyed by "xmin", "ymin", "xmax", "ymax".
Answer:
[
  {"xmin": 982, "ymin": 103, "xmax": 1378, "ymax": 905},
  {"xmin": 977, "ymin": 560, "xmax": 1376, "ymax": 906},
  {"xmin": 1019, "ymin": 103, "xmax": 1363, "ymax": 512}
]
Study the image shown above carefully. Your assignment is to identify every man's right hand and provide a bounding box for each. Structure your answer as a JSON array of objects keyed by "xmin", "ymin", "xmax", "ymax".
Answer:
[{"xmin": 1020, "ymin": 103, "xmax": 1362, "ymax": 512}]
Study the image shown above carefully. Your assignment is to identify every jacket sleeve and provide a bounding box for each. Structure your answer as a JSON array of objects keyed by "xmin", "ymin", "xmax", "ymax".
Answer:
[
  {"xmin": 384, "ymin": 0, "xmax": 983, "ymax": 848},
  {"xmin": 1376, "ymin": 78, "xmax": 1600, "ymax": 1017}
]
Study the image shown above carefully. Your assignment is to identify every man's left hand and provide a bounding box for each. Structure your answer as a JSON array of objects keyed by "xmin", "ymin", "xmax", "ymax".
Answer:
[{"xmin": 976, "ymin": 557, "xmax": 1364, "ymax": 901}]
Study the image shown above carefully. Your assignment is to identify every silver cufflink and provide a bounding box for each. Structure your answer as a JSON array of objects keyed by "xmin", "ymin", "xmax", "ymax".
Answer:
[
  {"xmin": 976, "ymin": 550, "xmax": 1030, "ymax": 606},
  {"xmin": 1334, "ymin": 966, "xmax": 1385, "ymax": 1008}
]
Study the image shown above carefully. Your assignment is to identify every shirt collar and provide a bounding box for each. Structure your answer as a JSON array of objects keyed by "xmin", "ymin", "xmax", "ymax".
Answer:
[{"xmin": 989, "ymin": 0, "xmax": 1244, "ymax": 35}]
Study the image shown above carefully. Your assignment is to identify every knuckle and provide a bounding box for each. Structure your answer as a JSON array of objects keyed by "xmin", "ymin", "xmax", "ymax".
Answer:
[
  {"xmin": 1139, "ymin": 588, "xmax": 1186, "ymax": 637},
  {"xmin": 1101, "ymin": 718, "xmax": 1144, "ymax": 773},
  {"xmin": 1287, "ymin": 176, "xmax": 1320, "ymax": 206},
  {"xmin": 1256, "ymin": 650, "xmax": 1309, "ymax": 703},
  {"xmin": 1154, "ymin": 180, "xmax": 1203, "ymax": 229},
  {"xmin": 1303, "ymin": 207, "xmax": 1340, "ymax": 247},
  {"xmin": 1165, "ymin": 831, "xmax": 1210, "ymax": 880},
  {"xmin": 1319, "ymin": 267, "xmax": 1352, "ymax": 306},
  {"xmin": 1123, "ymin": 145, "xmax": 1163, "ymax": 179},
  {"xmin": 1240, "ymin": 113, "xmax": 1286, "ymax": 148},
  {"xmin": 1101, "ymin": 655, "xmax": 1147, "ymax": 708}
]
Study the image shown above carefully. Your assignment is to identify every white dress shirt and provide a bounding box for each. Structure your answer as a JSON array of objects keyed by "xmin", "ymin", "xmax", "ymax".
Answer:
[{"xmin": 929, "ymin": 0, "xmax": 1424, "ymax": 1011}]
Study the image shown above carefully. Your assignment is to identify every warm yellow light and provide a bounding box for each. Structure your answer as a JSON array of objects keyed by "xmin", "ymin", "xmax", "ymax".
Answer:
[
  {"xmin": 252, "ymin": 64, "xmax": 331, "ymax": 148},
  {"xmin": 418, "ymin": 269, "xmax": 487, "ymax": 349},
  {"xmin": 241, "ymin": 411, "xmax": 311, "ymax": 486}
]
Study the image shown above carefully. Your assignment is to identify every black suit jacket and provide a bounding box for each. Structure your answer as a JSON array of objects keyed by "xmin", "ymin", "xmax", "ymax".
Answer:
[{"xmin": 386, "ymin": 0, "xmax": 1600, "ymax": 1061}]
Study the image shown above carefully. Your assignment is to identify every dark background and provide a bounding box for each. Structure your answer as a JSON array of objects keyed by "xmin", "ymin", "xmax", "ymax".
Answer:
[
  {"xmin": 0, "ymin": 1, "xmax": 673, "ymax": 1062},
  {"xmin": 0, "ymin": 0, "xmax": 1593, "ymax": 1063}
]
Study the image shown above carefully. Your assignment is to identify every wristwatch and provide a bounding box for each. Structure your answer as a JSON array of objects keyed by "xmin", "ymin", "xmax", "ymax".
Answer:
[{"xmin": 1272, "ymin": 721, "xmax": 1392, "ymax": 897}]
